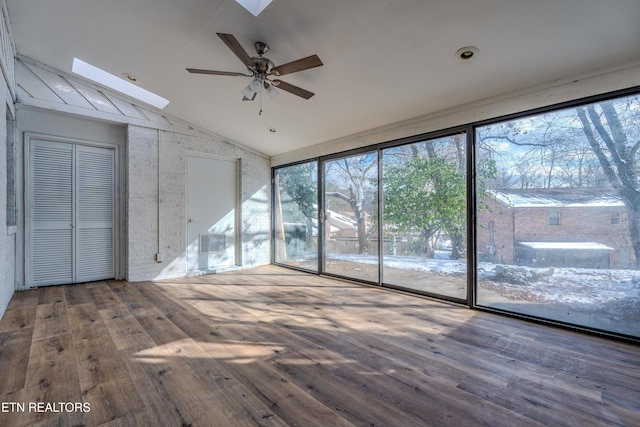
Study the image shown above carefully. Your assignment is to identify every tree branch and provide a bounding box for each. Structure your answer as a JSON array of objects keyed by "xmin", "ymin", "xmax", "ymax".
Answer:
[
  {"xmin": 479, "ymin": 134, "xmax": 550, "ymax": 147},
  {"xmin": 587, "ymin": 104, "xmax": 636, "ymax": 190},
  {"xmin": 325, "ymin": 191, "xmax": 353, "ymax": 204},
  {"xmin": 601, "ymin": 101, "xmax": 629, "ymax": 157},
  {"xmin": 576, "ymin": 107, "xmax": 621, "ymax": 191}
]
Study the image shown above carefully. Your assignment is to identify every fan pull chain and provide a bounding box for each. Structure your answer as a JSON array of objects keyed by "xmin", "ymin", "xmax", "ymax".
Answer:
[{"xmin": 259, "ymin": 90, "xmax": 263, "ymax": 115}]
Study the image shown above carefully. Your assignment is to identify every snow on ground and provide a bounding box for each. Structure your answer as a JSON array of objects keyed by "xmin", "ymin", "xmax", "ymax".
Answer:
[
  {"xmin": 527, "ymin": 267, "xmax": 640, "ymax": 304},
  {"xmin": 328, "ymin": 253, "xmax": 640, "ymax": 305}
]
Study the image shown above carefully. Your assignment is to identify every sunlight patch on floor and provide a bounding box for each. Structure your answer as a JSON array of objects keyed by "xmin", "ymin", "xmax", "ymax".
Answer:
[{"xmin": 132, "ymin": 338, "xmax": 286, "ymax": 364}]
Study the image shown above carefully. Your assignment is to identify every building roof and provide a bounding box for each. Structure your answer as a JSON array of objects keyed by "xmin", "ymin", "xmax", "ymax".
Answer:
[
  {"xmin": 518, "ymin": 241, "xmax": 614, "ymax": 251},
  {"xmin": 490, "ymin": 188, "xmax": 624, "ymax": 208}
]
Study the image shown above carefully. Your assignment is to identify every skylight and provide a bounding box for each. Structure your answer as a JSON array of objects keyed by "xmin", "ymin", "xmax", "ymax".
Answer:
[
  {"xmin": 71, "ymin": 58, "xmax": 170, "ymax": 109},
  {"xmin": 234, "ymin": 0, "xmax": 273, "ymax": 17}
]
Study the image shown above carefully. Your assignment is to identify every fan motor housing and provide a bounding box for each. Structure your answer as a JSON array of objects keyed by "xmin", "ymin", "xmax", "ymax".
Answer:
[{"xmin": 254, "ymin": 41, "xmax": 269, "ymax": 56}]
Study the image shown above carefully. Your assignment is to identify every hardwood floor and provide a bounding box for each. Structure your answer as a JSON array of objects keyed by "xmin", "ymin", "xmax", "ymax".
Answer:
[{"xmin": 0, "ymin": 265, "xmax": 639, "ymax": 426}]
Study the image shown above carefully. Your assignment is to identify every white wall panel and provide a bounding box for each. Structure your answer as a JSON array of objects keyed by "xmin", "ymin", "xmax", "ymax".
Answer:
[{"xmin": 126, "ymin": 126, "xmax": 271, "ymax": 282}]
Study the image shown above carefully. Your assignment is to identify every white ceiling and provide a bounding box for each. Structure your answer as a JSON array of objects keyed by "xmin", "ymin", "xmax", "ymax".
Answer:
[{"xmin": 6, "ymin": 0, "xmax": 640, "ymax": 157}]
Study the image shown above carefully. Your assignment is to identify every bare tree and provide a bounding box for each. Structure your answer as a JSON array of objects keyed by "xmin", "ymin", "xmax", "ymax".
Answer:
[
  {"xmin": 577, "ymin": 100, "xmax": 640, "ymax": 267},
  {"xmin": 478, "ymin": 113, "xmax": 601, "ymax": 190},
  {"xmin": 325, "ymin": 155, "xmax": 377, "ymax": 254}
]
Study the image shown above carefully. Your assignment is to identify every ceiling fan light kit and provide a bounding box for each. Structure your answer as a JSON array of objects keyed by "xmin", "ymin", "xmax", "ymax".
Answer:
[
  {"xmin": 241, "ymin": 83, "xmax": 258, "ymax": 100},
  {"xmin": 187, "ymin": 33, "xmax": 323, "ymax": 110},
  {"xmin": 265, "ymin": 84, "xmax": 279, "ymax": 100}
]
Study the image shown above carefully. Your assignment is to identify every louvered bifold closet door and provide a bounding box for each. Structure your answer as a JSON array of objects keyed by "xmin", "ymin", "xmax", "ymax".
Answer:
[
  {"xmin": 75, "ymin": 145, "xmax": 114, "ymax": 282},
  {"xmin": 29, "ymin": 140, "xmax": 115, "ymax": 287},
  {"xmin": 30, "ymin": 140, "xmax": 74, "ymax": 286}
]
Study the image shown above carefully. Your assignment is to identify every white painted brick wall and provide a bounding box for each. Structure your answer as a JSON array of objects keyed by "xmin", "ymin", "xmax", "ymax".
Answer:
[
  {"xmin": 126, "ymin": 125, "xmax": 271, "ymax": 282},
  {"xmin": 0, "ymin": 94, "xmax": 14, "ymax": 319},
  {"xmin": 126, "ymin": 126, "xmax": 160, "ymax": 281}
]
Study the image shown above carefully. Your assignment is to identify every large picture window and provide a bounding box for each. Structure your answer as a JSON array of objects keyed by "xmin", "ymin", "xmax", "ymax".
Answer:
[
  {"xmin": 476, "ymin": 93, "xmax": 640, "ymax": 339},
  {"xmin": 272, "ymin": 89, "xmax": 640, "ymax": 341},
  {"xmin": 381, "ymin": 134, "xmax": 467, "ymax": 300},
  {"xmin": 322, "ymin": 152, "xmax": 379, "ymax": 282},
  {"xmin": 273, "ymin": 161, "xmax": 318, "ymax": 271}
]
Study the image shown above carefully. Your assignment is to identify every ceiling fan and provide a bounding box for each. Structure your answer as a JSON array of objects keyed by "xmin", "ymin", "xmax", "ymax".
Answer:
[{"xmin": 187, "ymin": 33, "xmax": 323, "ymax": 102}]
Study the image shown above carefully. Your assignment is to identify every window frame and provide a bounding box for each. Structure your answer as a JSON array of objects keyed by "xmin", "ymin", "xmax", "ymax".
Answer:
[
  {"xmin": 271, "ymin": 85, "xmax": 640, "ymax": 344},
  {"xmin": 611, "ymin": 210, "xmax": 621, "ymax": 225}
]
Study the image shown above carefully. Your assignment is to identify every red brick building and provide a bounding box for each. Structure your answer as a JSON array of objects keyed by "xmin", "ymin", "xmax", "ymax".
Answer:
[{"xmin": 477, "ymin": 188, "xmax": 633, "ymax": 268}]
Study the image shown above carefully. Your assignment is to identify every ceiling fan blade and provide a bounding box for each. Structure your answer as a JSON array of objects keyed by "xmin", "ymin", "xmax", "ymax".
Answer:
[
  {"xmin": 270, "ymin": 55, "xmax": 323, "ymax": 76},
  {"xmin": 186, "ymin": 68, "xmax": 250, "ymax": 77},
  {"xmin": 217, "ymin": 33, "xmax": 255, "ymax": 69},
  {"xmin": 272, "ymin": 80, "xmax": 315, "ymax": 99}
]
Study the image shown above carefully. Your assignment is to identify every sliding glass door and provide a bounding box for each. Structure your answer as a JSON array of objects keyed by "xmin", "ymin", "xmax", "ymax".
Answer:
[
  {"xmin": 322, "ymin": 152, "xmax": 379, "ymax": 282},
  {"xmin": 381, "ymin": 134, "xmax": 468, "ymax": 300}
]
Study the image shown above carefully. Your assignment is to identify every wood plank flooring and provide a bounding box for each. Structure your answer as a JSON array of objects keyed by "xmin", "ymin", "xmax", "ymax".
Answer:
[{"xmin": 0, "ymin": 265, "xmax": 639, "ymax": 426}]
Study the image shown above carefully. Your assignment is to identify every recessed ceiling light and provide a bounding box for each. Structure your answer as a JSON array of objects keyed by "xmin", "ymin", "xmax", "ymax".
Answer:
[
  {"xmin": 234, "ymin": 0, "xmax": 273, "ymax": 17},
  {"xmin": 72, "ymin": 58, "xmax": 170, "ymax": 109},
  {"xmin": 122, "ymin": 72, "xmax": 138, "ymax": 82},
  {"xmin": 455, "ymin": 46, "xmax": 479, "ymax": 61}
]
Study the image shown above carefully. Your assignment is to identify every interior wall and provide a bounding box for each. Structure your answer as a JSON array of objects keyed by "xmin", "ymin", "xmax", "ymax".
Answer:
[
  {"xmin": 0, "ymin": 0, "xmax": 16, "ymax": 320},
  {"xmin": 271, "ymin": 60, "xmax": 640, "ymax": 166},
  {"xmin": 126, "ymin": 125, "xmax": 271, "ymax": 282},
  {"xmin": 10, "ymin": 110, "xmax": 271, "ymax": 288},
  {"xmin": 0, "ymin": 90, "xmax": 13, "ymax": 319}
]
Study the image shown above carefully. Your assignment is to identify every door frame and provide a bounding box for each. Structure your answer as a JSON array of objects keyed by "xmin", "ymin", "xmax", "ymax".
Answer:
[
  {"xmin": 24, "ymin": 132, "xmax": 121, "ymax": 288},
  {"xmin": 184, "ymin": 151, "xmax": 242, "ymax": 273}
]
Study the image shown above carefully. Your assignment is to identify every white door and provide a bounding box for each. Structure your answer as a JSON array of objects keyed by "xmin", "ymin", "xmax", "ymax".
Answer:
[
  {"xmin": 75, "ymin": 145, "xmax": 115, "ymax": 282},
  {"xmin": 186, "ymin": 155, "xmax": 238, "ymax": 272},
  {"xmin": 27, "ymin": 139, "xmax": 115, "ymax": 287}
]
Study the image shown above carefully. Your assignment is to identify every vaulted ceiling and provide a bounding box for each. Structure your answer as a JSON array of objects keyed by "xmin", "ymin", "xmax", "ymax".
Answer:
[{"xmin": 6, "ymin": 0, "xmax": 640, "ymax": 157}]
